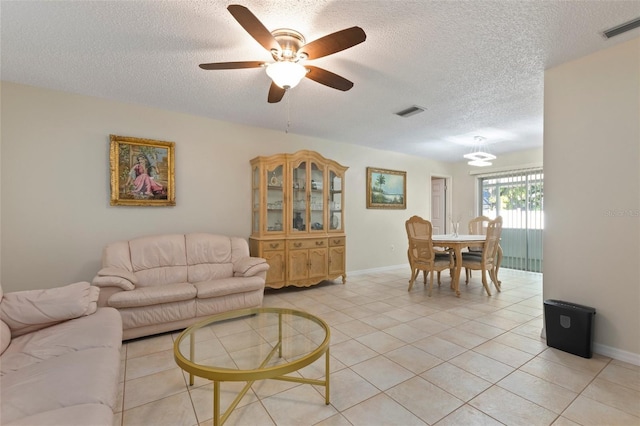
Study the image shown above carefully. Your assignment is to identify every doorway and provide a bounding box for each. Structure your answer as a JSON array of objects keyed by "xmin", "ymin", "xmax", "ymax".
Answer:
[{"xmin": 431, "ymin": 177, "xmax": 449, "ymax": 235}]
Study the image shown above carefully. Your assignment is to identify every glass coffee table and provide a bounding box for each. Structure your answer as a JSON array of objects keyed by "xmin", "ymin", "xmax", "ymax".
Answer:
[{"xmin": 174, "ymin": 307, "xmax": 331, "ymax": 426}]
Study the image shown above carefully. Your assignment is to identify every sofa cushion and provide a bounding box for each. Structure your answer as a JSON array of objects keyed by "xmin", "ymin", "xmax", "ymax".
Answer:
[
  {"xmin": 186, "ymin": 233, "xmax": 233, "ymax": 265},
  {"xmin": 130, "ymin": 234, "xmax": 187, "ymax": 286},
  {"xmin": 185, "ymin": 234, "xmax": 237, "ymax": 282},
  {"xmin": 1, "ymin": 308, "xmax": 121, "ymax": 375},
  {"xmin": 108, "ymin": 283, "xmax": 196, "ymax": 309},
  {"xmin": 230, "ymin": 236, "xmax": 251, "ymax": 261},
  {"xmin": 5, "ymin": 403, "xmax": 114, "ymax": 426},
  {"xmin": 0, "ymin": 347, "xmax": 120, "ymax": 424},
  {"xmin": 0, "ymin": 285, "xmax": 7, "ymax": 355},
  {"xmin": 119, "ymin": 299, "xmax": 196, "ymax": 331},
  {"xmin": 0, "ymin": 282, "xmax": 99, "ymax": 337},
  {"xmin": 194, "ymin": 276, "xmax": 266, "ymax": 299},
  {"xmin": 135, "ymin": 266, "xmax": 189, "ymax": 288},
  {"xmin": 130, "ymin": 234, "xmax": 187, "ymax": 270},
  {"xmin": 188, "ymin": 263, "xmax": 234, "ymax": 283},
  {"xmin": 1, "ymin": 319, "xmax": 10, "ymax": 355},
  {"xmin": 195, "ymin": 289, "xmax": 264, "ymax": 317},
  {"xmin": 102, "ymin": 240, "xmax": 134, "ymax": 272}
]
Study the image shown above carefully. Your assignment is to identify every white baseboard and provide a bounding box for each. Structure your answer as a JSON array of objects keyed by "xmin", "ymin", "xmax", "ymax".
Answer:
[
  {"xmin": 593, "ymin": 343, "xmax": 640, "ymax": 366},
  {"xmin": 347, "ymin": 264, "xmax": 408, "ymax": 276},
  {"xmin": 539, "ymin": 327, "xmax": 638, "ymax": 366}
]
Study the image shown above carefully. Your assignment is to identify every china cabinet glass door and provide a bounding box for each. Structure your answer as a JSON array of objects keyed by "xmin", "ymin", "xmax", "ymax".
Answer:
[
  {"xmin": 329, "ymin": 169, "xmax": 344, "ymax": 232},
  {"xmin": 252, "ymin": 166, "xmax": 260, "ymax": 233},
  {"xmin": 291, "ymin": 161, "xmax": 307, "ymax": 232},
  {"xmin": 266, "ymin": 164, "xmax": 284, "ymax": 233},
  {"xmin": 309, "ymin": 161, "xmax": 324, "ymax": 232}
]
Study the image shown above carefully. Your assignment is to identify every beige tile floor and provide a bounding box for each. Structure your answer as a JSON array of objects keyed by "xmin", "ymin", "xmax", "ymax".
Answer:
[{"xmin": 115, "ymin": 268, "xmax": 640, "ymax": 426}]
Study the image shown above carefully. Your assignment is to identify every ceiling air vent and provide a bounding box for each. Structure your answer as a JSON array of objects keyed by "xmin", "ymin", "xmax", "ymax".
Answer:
[
  {"xmin": 603, "ymin": 17, "xmax": 640, "ymax": 39},
  {"xmin": 395, "ymin": 105, "xmax": 425, "ymax": 118}
]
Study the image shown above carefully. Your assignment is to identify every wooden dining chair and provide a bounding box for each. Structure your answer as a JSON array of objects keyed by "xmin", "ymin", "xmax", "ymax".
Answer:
[
  {"xmin": 468, "ymin": 216, "xmax": 491, "ymax": 245},
  {"xmin": 405, "ymin": 216, "xmax": 454, "ymax": 295},
  {"xmin": 465, "ymin": 215, "xmax": 491, "ymax": 282},
  {"xmin": 461, "ymin": 216, "xmax": 502, "ymax": 295},
  {"xmin": 406, "ymin": 214, "xmax": 451, "ymax": 283}
]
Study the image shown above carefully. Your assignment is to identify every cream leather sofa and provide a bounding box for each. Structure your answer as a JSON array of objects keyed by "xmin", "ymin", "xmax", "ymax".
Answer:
[
  {"xmin": 0, "ymin": 282, "xmax": 122, "ymax": 426},
  {"xmin": 92, "ymin": 233, "xmax": 269, "ymax": 340}
]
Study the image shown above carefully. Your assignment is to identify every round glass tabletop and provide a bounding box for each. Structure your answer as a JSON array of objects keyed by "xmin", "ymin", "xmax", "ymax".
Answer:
[{"xmin": 174, "ymin": 307, "xmax": 330, "ymax": 382}]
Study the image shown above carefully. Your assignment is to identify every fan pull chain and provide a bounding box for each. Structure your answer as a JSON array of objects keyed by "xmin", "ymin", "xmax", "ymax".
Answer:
[{"xmin": 285, "ymin": 89, "xmax": 291, "ymax": 134}]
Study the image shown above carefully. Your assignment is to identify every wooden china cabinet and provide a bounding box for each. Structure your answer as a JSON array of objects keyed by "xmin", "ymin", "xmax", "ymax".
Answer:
[{"xmin": 249, "ymin": 150, "xmax": 347, "ymax": 289}]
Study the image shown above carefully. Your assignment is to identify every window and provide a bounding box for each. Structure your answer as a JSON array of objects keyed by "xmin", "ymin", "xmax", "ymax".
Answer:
[{"xmin": 479, "ymin": 169, "xmax": 543, "ymax": 272}]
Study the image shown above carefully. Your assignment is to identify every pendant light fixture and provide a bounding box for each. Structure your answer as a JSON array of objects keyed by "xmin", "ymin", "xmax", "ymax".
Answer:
[{"xmin": 464, "ymin": 136, "xmax": 496, "ymax": 167}]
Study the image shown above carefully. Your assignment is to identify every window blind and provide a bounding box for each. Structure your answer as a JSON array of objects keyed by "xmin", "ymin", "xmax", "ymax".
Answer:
[{"xmin": 478, "ymin": 168, "xmax": 543, "ymax": 272}]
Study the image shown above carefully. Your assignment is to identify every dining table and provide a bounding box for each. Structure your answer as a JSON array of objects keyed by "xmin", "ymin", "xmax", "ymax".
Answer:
[{"xmin": 431, "ymin": 234, "xmax": 502, "ymax": 296}]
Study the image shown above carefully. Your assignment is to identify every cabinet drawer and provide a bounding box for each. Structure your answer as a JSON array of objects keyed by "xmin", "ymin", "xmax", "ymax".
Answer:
[
  {"xmin": 288, "ymin": 238, "xmax": 327, "ymax": 250},
  {"xmin": 263, "ymin": 240, "xmax": 285, "ymax": 251},
  {"xmin": 329, "ymin": 237, "xmax": 345, "ymax": 247}
]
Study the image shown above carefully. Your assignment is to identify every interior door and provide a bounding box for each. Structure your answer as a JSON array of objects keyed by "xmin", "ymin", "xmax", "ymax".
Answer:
[{"xmin": 431, "ymin": 177, "xmax": 446, "ymax": 234}]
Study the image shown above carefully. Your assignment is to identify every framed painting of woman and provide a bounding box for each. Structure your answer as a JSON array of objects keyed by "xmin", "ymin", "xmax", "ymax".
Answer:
[{"xmin": 110, "ymin": 135, "xmax": 176, "ymax": 206}]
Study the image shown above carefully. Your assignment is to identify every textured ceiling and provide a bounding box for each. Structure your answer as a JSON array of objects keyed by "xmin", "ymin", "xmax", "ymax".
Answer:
[{"xmin": 2, "ymin": 1, "xmax": 639, "ymax": 162}]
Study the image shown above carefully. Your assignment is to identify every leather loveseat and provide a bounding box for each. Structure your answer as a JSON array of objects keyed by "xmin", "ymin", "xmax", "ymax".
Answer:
[
  {"xmin": 92, "ymin": 233, "xmax": 269, "ymax": 340},
  {"xmin": 0, "ymin": 282, "xmax": 122, "ymax": 425}
]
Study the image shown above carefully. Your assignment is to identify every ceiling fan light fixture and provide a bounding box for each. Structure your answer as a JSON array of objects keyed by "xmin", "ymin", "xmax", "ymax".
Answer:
[
  {"xmin": 203, "ymin": 6, "xmax": 366, "ymax": 102},
  {"xmin": 266, "ymin": 62, "xmax": 307, "ymax": 89},
  {"xmin": 270, "ymin": 28, "xmax": 306, "ymax": 61}
]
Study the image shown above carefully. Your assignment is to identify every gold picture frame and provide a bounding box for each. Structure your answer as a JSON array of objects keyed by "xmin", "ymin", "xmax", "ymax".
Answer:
[
  {"xmin": 110, "ymin": 135, "xmax": 175, "ymax": 206},
  {"xmin": 366, "ymin": 167, "xmax": 406, "ymax": 209}
]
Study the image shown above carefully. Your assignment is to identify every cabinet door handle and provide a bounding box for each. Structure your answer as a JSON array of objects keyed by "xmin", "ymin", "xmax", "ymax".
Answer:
[
  {"xmin": 316, "ymin": 241, "xmax": 324, "ymax": 246},
  {"xmin": 332, "ymin": 239, "xmax": 340, "ymax": 244},
  {"xmin": 294, "ymin": 242, "xmax": 302, "ymax": 248},
  {"xmin": 270, "ymin": 243, "xmax": 280, "ymax": 249}
]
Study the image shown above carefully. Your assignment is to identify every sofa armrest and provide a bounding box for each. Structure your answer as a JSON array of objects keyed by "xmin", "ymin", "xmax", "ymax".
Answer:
[
  {"xmin": 233, "ymin": 257, "xmax": 270, "ymax": 278},
  {"xmin": 91, "ymin": 276, "xmax": 135, "ymax": 308},
  {"xmin": 92, "ymin": 267, "xmax": 136, "ymax": 291},
  {"xmin": 0, "ymin": 282, "xmax": 100, "ymax": 337},
  {"xmin": 97, "ymin": 267, "xmax": 138, "ymax": 284},
  {"xmin": 92, "ymin": 276, "xmax": 135, "ymax": 291}
]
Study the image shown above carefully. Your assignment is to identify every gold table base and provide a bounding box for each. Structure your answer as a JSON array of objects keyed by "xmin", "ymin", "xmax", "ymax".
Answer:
[{"xmin": 175, "ymin": 308, "xmax": 331, "ymax": 426}]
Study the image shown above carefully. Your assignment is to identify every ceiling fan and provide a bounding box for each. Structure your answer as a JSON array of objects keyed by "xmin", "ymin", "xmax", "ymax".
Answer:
[{"xmin": 199, "ymin": 4, "xmax": 366, "ymax": 103}]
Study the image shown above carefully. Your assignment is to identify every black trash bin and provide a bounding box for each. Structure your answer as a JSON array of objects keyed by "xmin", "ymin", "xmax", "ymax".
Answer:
[{"xmin": 544, "ymin": 299, "xmax": 596, "ymax": 358}]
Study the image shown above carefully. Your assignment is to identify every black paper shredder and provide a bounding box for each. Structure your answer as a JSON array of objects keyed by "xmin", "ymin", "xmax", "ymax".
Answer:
[{"xmin": 544, "ymin": 299, "xmax": 596, "ymax": 358}]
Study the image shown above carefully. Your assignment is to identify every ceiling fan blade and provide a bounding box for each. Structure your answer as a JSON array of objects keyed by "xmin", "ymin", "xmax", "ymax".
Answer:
[
  {"xmin": 300, "ymin": 27, "xmax": 366, "ymax": 60},
  {"xmin": 268, "ymin": 82, "xmax": 286, "ymax": 103},
  {"xmin": 305, "ymin": 66, "xmax": 354, "ymax": 91},
  {"xmin": 199, "ymin": 61, "xmax": 264, "ymax": 70},
  {"xmin": 227, "ymin": 5, "xmax": 280, "ymax": 53}
]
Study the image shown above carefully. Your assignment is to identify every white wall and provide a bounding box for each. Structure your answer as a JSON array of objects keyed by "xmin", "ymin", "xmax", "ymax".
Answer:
[
  {"xmin": 0, "ymin": 82, "xmax": 452, "ymax": 291},
  {"xmin": 544, "ymin": 37, "xmax": 640, "ymax": 362}
]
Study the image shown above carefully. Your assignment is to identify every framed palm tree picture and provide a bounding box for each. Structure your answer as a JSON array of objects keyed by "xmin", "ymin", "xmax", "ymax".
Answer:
[{"xmin": 366, "ymin": 167, "xmax": 406, "ymax": 209}]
